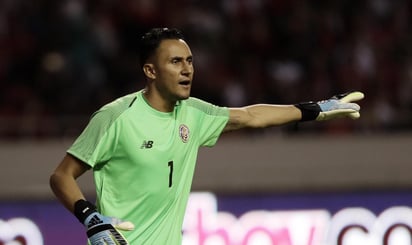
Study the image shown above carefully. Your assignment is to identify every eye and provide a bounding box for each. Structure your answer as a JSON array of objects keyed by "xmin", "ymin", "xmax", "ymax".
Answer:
[{"xmin": 171, "ymin": 57, "xmax": 182, "ymax": 64}]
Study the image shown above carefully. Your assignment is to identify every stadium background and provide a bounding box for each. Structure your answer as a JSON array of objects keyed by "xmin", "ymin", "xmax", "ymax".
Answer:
[{"xmin": 0, "ymin": 0, "xmax": 411, "ymax": 244}]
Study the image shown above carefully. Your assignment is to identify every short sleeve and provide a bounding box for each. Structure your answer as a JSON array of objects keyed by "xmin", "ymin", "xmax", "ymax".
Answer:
[{"xmin": 67, "ymin": 109, "xmax": 119, "ymax": 168}]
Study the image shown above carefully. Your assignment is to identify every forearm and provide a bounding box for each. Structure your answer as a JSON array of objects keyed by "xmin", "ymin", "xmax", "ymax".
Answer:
[
  {"xmin": 225, "ymin": 92, "xmax": 364, "ymax": 131},
  {"xmin": 244, "ymin": 104, "xmax": 301, "ymax": 127},
  {"xmin": 50, "ymin": 172, "xmax": 86, "ymax": 213},
  {"xmin": 50, "ymin": 164, "xmax": 134, "ymax": 244},
  {"xmin": 225, "ymin": 104, "xmax": 301, "ymax": 131}
]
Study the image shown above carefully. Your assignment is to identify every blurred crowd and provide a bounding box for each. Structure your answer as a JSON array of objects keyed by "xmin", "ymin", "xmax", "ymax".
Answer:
[{"xmin": 0, "ymin": 0, "xmax": 411, "ymax": 139}]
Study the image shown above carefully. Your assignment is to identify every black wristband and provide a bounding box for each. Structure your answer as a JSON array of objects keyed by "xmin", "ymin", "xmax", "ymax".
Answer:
[
  {"xmin": 294, "ymin": 102, "xmax": 321, "ymax": 121},
  {"xmin": 74, "ymin": 199, "xmax": 97, "ymax": 224}
]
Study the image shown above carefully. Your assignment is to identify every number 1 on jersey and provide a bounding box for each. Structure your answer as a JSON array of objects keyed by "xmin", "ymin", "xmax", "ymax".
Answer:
[{"xmin": 168, "ymin": 161, "xmax": 174, "ymax": 188}]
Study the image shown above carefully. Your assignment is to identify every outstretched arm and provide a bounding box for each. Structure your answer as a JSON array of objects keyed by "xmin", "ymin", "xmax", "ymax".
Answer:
[
  {"xmin": 224, "ymin": 104, "xmax": 301, "ymax": 132},
  {"xmin": 223, "ymin": 91, "xmax": 364, "ymax": 132}
]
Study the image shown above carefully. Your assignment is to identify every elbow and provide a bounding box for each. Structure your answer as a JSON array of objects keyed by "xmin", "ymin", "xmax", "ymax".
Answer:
[
  {"xmin": 49, "ymin": 170, "xmax": 70, "ymax": 194},
  {"xmin": 248, "ymin": 118, "xmax": 272, "ymax": 128},
  {"xmin": 49, "ymin": 171, "xmax": 61, "ymax": 193}
]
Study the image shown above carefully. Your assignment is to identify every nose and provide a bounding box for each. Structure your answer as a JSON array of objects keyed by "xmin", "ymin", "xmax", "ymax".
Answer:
[{"xmin": 182, "ymin": 61, "xmax": 193, "ymax": 77}]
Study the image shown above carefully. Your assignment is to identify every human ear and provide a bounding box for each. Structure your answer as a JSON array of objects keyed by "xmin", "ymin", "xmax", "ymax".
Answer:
[{"xmin": 143, "ymin": 64, "xmax": 156, "ymax": 79}]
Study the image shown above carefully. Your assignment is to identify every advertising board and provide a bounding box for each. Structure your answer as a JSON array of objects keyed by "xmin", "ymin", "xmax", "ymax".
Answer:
[{"xmin": 1, "ymin": 191, "xmax": 411, "ymax": 245}]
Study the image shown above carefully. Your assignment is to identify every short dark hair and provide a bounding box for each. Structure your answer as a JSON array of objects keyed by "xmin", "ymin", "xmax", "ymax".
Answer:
[{"xmin": 138, "ymin": 28, "xmax": 185, "ymax": 67}]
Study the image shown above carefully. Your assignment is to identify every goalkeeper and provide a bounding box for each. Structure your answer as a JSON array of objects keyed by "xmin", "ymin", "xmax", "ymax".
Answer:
[{"xmin": 49, "ymin": 28, "xmax": 364, "ymax": 245}]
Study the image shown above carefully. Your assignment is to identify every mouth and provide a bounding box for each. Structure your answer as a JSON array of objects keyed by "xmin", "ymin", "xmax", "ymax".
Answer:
[{"xmin": 179, "ymin": 80, "xmax": 191, "ymax": 87}]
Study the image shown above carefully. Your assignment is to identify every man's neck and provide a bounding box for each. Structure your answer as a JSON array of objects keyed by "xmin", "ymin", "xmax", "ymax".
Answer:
[{"xmin": 142, "ymin": 88, "xmax": 176, "ymax": 112}]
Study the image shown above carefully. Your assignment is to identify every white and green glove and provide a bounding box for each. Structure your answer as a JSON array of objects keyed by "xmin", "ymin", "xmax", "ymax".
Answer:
[
  {"xmin": 295, "ymin": 91, "xmax": 364, "ymax": 121},
  {"xmin": 74, "ymin": 200, "xmax": 135, "ymax": 245}
]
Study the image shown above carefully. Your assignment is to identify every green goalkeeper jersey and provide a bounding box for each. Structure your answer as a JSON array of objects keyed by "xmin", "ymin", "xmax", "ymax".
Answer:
[{"xmin": 67, "ymin": 90, "xmax": 229, "ymax": 244}]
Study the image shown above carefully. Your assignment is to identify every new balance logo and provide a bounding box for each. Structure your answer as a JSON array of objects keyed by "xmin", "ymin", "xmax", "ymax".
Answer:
[{"xmin": 141, "ymin": 140, "xmax": 154, "ymax": 149}]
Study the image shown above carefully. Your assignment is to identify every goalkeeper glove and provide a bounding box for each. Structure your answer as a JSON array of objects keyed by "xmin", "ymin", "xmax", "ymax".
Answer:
[
  {"xmin": 295, "ymin": 91, "xmax": 364, "ymax": 121},
  {"xmin": 74, "ymin": 199, "xmax": 135, "ymax": 245}
]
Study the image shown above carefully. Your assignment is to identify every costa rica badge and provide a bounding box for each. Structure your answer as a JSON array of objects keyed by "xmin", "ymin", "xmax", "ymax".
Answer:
[{"xmin": 179, "ymin": 124, "xmax": 190, "ymax": 143}]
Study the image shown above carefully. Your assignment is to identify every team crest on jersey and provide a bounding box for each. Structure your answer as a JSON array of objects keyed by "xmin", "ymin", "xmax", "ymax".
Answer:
[{"xmin": 179, "ymin": 124, "xmax": 190, "ymax": 143}]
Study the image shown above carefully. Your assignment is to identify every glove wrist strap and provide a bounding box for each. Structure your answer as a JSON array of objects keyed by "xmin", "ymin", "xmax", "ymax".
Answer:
[
  {"xmin": 294, "ymin": 102, "xmax": 321, "ymax": 121},
  {"xmin": 74, "ymin": 199, "xmax": 97, "ymax": 224}
]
